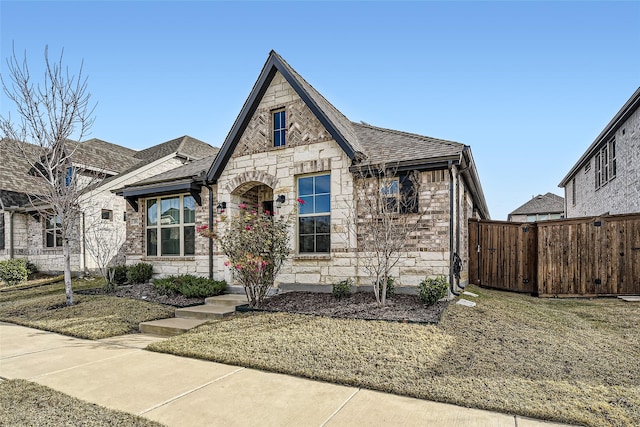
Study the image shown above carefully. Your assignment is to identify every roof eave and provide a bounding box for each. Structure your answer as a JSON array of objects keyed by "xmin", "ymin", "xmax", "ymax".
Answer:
[{"xmin": 559, "ymin": 86, "xmax": 640, "ymax": 187}]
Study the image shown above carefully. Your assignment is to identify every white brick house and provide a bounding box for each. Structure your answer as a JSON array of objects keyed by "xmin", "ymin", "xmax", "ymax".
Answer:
[
  {"xmin": 0, "ymin": 136, "xmax": 217, "ymax": 274},
  {"xmin": 119, "ymin": 51, "xmax": 490, "ymax": 292},
  {"xmin": 559, "ymin": 87, "xmax": 640, "ymax": 217}
]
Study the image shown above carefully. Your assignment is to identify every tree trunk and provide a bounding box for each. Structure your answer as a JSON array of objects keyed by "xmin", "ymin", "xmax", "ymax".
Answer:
[{"xmin": 64, "ymin": 239, "xmax": 74, "ymax": 306}]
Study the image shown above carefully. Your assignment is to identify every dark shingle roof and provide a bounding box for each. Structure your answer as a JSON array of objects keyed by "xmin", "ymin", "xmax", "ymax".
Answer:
[
  {"xmin": 131, "ymin": 154, "xmax": 218, "ymax": 187},
  {"xmin": 510, "ymin": 193, "xmax": 564, "ymax": 215},
  {"xmin": 352, "ymin": 123, "xmax": 464, "ymax": 166},
  {"xmin": 0, "ymin": 140, "xmax": 49, "ymax": 201},
  {"xmin": 134, "ymin": 135, "xmax": 216, "ymax": 161}
]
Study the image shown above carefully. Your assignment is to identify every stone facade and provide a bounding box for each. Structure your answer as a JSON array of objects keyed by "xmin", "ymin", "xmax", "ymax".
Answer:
[{"xmin": 564, "ymin": 100, "xmax": 640, "ymax": 217}]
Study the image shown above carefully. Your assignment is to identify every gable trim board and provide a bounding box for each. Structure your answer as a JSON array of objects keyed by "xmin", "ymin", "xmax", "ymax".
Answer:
[{"xmin": 207, "ymin": 51, "xmax": 363, "ymax": 184}]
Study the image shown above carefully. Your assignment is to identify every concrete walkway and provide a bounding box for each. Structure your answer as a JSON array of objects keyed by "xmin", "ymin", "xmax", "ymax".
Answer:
[{"xmin": 0, "ymin": 322, "xmax": 570, "ymax": 427}]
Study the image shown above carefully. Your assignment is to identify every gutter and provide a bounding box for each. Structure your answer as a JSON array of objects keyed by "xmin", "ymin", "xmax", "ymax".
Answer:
[{"xmin": 448, "ymin": 161, "xmax": 459, "ymax": 297}]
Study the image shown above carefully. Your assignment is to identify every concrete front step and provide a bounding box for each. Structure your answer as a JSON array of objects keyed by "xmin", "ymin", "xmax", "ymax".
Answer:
[
  {"xmin": 139, "ymin": 318, "xmax": 208, "ymax": 336},
  {"xmin": 175, "ymin": 304, "xmax": 236, "ymax": 320},
  {"xmin": 204, "ymin": 294, "xmax": 249, "ymax": 306}
]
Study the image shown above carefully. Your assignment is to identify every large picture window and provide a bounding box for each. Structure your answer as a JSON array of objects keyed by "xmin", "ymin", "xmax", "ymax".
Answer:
[
  {"xmin": 45, "ymin": 214, "xmax": 62, "ymax": 248},
  {"xmin": 298, "ymin": 174, "xmax": 330, "ymax": 253},
  {"xmin": 146, "ymin": 194, "xmax": 196, "ymax": 256}
]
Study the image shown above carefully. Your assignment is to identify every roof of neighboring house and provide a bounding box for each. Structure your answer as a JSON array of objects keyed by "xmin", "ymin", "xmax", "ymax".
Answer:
[
  {"xmin": 132, "ymin": 155, "xmax": 218, "ymax": 186},
  {"xmin": 134, "ymin": 135, "xmax": 216, "ymax": 161},
  {"xmin": 509, "ymin": 193, "xmax": 564, "ymax": 216},
  {"xmin": 0, "ymin": 135, "xmax": 217, "ymax": 209},
  {"xmin": 559, "ymin": 86, "xmax": 640, "ymax": 187}
]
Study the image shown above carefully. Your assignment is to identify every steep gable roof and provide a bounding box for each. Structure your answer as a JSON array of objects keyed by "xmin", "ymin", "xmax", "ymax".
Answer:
[
  {"xmin": 206, "ymin": 50, "xmax": 365, "ymax": 183},
  {"xmin": 509, "ymin": 193, "xmax": 564, "ymax": 216}
]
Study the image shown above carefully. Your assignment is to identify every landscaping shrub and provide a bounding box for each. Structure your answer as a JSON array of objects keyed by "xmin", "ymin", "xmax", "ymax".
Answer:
[
  {"xmin": 25, "ymin": 261, "xmax": 39, "ymax": 278},
  {"xmin": 374, "ymin": 276, "xmax": 395, "ymax": 300},
  {"xmin": 111, "ymin": 265, "xmax": 129, "ymax": 285},
  {"xmin": 0, "ymin": 259, "xmax": 28, "ymax": 286},
  {"xmin": 127, "ymin": 263, "xmax": 153, "ymax": 284},
  {"xmin": 418, "ymin": 275, "xmax": 448, "ymax": 306},
  {"xmin": 153, "ymin": 275, "xmax": 227, "ymax": 298},
  {"xmin": 332, "ymin": 279, "xmax": 353, "ymax": 300}
]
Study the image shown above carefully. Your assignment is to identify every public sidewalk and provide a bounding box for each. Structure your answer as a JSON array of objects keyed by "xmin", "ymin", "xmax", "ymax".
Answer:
[{"xmin": 0, "ymin": 323, "xmax": 570, "ymax": 427}]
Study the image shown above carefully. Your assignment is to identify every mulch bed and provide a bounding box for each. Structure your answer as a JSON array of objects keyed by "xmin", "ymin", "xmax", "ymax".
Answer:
[
  {"xmin": 256, "ymin": 291, "xmax": 448, "ymax": 324},
  {"xmin": 78, "ymin": 283, "xmax": 206, "ymax": 308}
]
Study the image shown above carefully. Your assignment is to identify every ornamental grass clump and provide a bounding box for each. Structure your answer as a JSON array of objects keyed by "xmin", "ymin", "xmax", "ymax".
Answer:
[{"xmin": 198, "ymin": 202, "xmax": 293, "ymax": 307}]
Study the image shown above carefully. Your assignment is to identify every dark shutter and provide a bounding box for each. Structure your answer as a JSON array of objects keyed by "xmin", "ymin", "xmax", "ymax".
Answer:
[{"xmin": 399, "ymin": 174, "xmax": 418, "ymax": 214}]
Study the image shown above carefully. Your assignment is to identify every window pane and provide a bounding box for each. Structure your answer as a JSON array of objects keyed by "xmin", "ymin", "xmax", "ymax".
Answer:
[
  {"xmin": 46, "ymin": 231, "xmax": 55, "ymax": 248},
  {"xmin": 55, "ymin": 230, "xmax": 62, "ymax": 247},
  {"xmin": 299, "ymin": 235, "xmax": 315, "ymax": 253},
  {"xmin": 315, "ymin": 194, "xmax": 330, "ymax": 213},
  {"xmin": 184, "ymin": 226, "xmax": 195, "ymax": 255},
  {"xmin": 315, "ymin": 175, "xmax": 330, "ymax": 194},
  {"xmin": 299, "ymin": 217, "xmax": 314, "ymax": 234},
  {"xmin": 299, "ymin": 196, "xmax": 313, "ymax": 214},
  {"xmin": 315, "ymin": 216, "xmax": 330, "ymax": 234},
  {"xmin": 147, "ymin": 229, "xmax": 157, "ymax": 256},
  {"xmin": 161, "ymin": 227, "xmax": 180, "ymax": 255},
  {"xmin": 46, "ymin": 217, "xmax": 55, "ymax": 230},
  {"xmin": 183, "ymin": 196, "xmax": 196, "ymax": 224},
  {"xmin": 55, "ymin": 215, "xmax": 62, "ymax": 228},
  {"xmin": 147, "ymin": 199, "xmax": 158, "ymax": 226},
  {"xmin": 299, "ymin": 177, "xmax": 313, "ymax": 196},
  {"xmin": 316, "ymin": 234, "xmax": 330, "ymax": 253},
  {"xmin": 161, "ymin": 197, "xmax": 180, "ymax": 225},
  {"xmin": 274, "ymin": 132, "xmax": 282, "ymax": 147}
]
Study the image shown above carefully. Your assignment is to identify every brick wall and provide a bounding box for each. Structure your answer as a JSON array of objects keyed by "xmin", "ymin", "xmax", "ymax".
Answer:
[{"xmin": 566, "ymin": 107, "xmax": 640, "ymax": 217}]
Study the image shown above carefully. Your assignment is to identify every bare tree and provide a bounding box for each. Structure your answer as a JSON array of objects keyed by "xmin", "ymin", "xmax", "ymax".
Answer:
[
  {"xmin": 348, "ymin": 164, "xmax": 428, "ymax": 306},
  {"xmin": 83, "ymin": 207, "xmax": 126, "ymax": 285},
  {"xmin": 0, "ymin": 46, "xmax": 96, "ymax": 305}
]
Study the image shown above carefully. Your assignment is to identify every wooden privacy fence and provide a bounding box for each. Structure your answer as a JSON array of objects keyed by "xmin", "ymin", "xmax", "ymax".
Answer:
[{"xmin": 469, "ymin": 213, "xmax": 640, "ymax": 297}]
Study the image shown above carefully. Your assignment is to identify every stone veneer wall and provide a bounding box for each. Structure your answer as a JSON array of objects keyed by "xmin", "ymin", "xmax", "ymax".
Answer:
[{"xmin": 566, "ymin": 107, "xmax": 640, "ymax": 217}]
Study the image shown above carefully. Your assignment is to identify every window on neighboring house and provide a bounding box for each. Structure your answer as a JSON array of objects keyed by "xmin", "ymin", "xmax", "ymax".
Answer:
[
  {"xmin": 572, "ymin": 178, "xmax": 576, "ymax": 206},
  {"xmin": 298, "ymin": 174, "xmax": 330, "ymax": 253},
  {"xmin": 65, "ymin": 167, "xmax": 74, "ymax": 187},
  {"xmin": 0, "ymin": 214, "xmax": 5, "ymax": 250},
  {"xmin": 146, "ymin": 194, "xmax": 196, "ymax": 256},
  {"xmin": 101, "ymin": 209, "xmax": 113, "ymax": 221},
  {"xmin": 595, "ymin": 137, "xmax": 616, "ymax": 190},
  {"xmin": 273, "ymin": 109, "xmax": 286, "ymax": 147},
  {"xmin": 44, "ymin": 214, "xmax": 62, "ymax": 248}
]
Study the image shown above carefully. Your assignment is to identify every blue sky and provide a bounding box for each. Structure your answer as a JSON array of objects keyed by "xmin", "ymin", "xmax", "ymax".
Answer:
[{"xmin": 1, "ymin": 1, "xmax": 639, "ymax": 220}]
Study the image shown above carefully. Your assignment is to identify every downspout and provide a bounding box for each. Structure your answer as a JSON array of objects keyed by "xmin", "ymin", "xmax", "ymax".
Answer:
[
  {"xmin": 448, "ymin": 162, "xmax": 459, "ymax": 297},
  {"xmin": 203, "ymin": 181, "xmax": 214, "ymax": 279},
  {"xmin": 9, "ymin": 211, "xmax": 15, "ymax": 259}
]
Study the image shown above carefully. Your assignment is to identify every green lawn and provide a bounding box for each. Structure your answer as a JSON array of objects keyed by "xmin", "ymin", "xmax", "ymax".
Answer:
[{"xmin": 149, "ymin": 286, "xmax": 640, "ymax": 427}]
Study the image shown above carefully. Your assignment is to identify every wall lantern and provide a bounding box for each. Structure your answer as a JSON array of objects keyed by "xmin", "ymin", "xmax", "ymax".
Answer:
[
  {"xmin": 275, "ymin": 194, "xmax": 286, "ymax": 208},
  {"xmin": 216, "ymin": 201, "xmax": 226, "ymax": 213}
]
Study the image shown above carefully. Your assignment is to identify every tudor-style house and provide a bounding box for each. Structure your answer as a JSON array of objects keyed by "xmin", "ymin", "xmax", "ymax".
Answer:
[
  {"xmin": 119, "ymin": 51, "xmax": 490, "ymax": 291},
  {"xmin": 559, "ymin": 87, "xmax": 640, "ymax": 217},
  {"xmin": 0, "ymin": 136, "xmax": 217, "ymax": 273}
]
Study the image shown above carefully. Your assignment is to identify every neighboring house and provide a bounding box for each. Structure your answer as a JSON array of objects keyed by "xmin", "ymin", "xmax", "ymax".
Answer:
[
  {"xmin": 0, "ymin": 135, "xmax": 217, "ymax": 274},
  {"xmin": 507, "ymin": 193, "xmax": 564, "ymax": 222},
  {"xmin": 119, "ymin": 51, "xmax": 490, "ymax": 291},
  {"xmin": 559, "ymin": 87, "xmax": 640, "ymax": 217}
]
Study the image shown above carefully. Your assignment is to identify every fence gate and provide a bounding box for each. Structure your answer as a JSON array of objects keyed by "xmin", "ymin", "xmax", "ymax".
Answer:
[{"xmin": 469, "ymin": 220, "xmax": 537, "ymax": 293}]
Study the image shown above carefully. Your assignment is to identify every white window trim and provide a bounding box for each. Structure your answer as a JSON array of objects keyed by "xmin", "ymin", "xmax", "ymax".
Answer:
[{"xmin": 44, "ymin": 214, "xmax": 62, "ymax": 248}]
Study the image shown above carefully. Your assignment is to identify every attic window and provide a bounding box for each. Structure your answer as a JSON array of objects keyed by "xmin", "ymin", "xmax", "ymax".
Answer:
[
  {"xmin": 101, "ymin": 209, "xmax": 113, "ymax": 221},
  {"xmin": 273, "ymin": 109, "xmax": 286, "ymax": 147}
]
